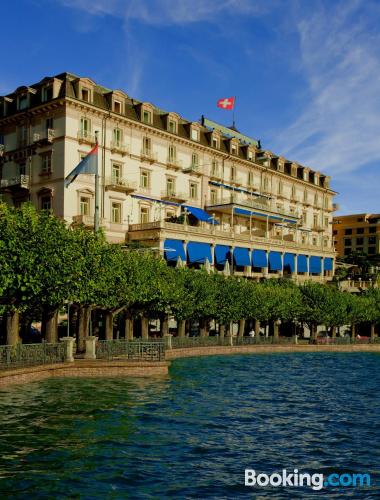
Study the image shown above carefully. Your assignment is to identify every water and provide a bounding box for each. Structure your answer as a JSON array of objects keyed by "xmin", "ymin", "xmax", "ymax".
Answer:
[{"xmin": 0, "ymin": 353, "xmax": 379, "ymax": 499}]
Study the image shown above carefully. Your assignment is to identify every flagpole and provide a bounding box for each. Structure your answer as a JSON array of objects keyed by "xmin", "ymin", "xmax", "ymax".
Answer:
[
  {"xmin": 94, "ymin": 131, "xmax": 100, "ymax": 233},
  {"xmin": 232, "ymin": 96, "xmax": 236, "ymax": 127}
]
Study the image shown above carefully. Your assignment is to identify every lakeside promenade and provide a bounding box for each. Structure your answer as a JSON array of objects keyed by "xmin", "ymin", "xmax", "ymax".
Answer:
[{"xmin": 1, "ymin": 343, "xmax": 380, "ymax": 387}]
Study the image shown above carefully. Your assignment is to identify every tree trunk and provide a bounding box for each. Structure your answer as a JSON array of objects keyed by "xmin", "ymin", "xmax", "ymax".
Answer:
[
  {"xmin": 105, "ymin": 311, "xmax": 114, "ymax": 340},
  {"xmin": 178, "ymin": 320, "xmax": 186, "ymax": 338},
  {"xmin": 161, "ymin": 314, "xmax": 169, "ymax": 337},
  {"xmin": 351, "ymin": 323, "xmax": 356, "ymax": 340},
  {"xmin": 141, "ymin": 316, "xmax": 149, "ymax": 339},
  {"xmin": 42, "ymin": 308, "xmax": 59, "ymax": 343},
  {"xmin": 77, "ymin": 306, "xmax": 91, "ymax": 352},
  {"xmin": 238, "ymin": 319, "xmax": 246, "ymax": 337},
  {"xmin": 6, "ymin": 310, "xmax": 20, "ymax": 346},
  {"xmin": 273, "ymin": 320, "xmax": 280, "ymax": 342},
  {"xmin": 124, "ymin": 312, "xmax": 134, "ymax": 340},
  {"xmin": 254, "ymin": 319, "xmax": 260, "ymax": 336},
  {"xmin": 311, "ymin": 322, "xmax": 318, "ymax": 342},
  {"xmin": 370, "ymin": 323, "xmax": 375, "ymax": 340},
  {"xmin": 219, "ymin": 324, "xmax": 225, "ymax": 338},
  {"xmin": 331, "ymin": 325, "xmax": 337, "ymax": 338},
  {"xmin": 199, "ymin": 318, "xmax": 209, "ymax": 337}
]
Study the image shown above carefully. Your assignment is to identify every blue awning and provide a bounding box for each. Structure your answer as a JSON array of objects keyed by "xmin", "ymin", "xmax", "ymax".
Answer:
[
  {"xmin": 283, "ymin": 253, "xmax": 295, "ymax": 273},
  {"xmin": 233, "ymin": 247, "xmax": 251, "ymax": 266},
  {"xmin": 187, "ymin": 242, "xmax": 212, "ymax": 264},
  {"xmin": 310, "ymin": 256, "xmax": 322, "ymax": 274},
  {"xmin": 214, "ymin": 245, "xmax": 231, "ymax": 265},
  {"xmin": 132, "ymin": 194, "xmax": 180, "ymax": 206},
  {"xmin": 324, "ymin": 258, "xmax": 333, "ymax": 271},
  {"xmin": 252, "ymin": 249, "xmax": 267, "ymax": 268},
  {"xmin": 164, "ymin": 239, "xmax": 186, "ymax": 262},
  {"xmin": 183, "ymin": 205, "xmax": 219, "ymax": 224},
  {"xmin": 297, "ymin": 254, "xmax": 308, "ymax": 273},
  {"xmin": 269, "ymin": 251, "xmax": 282, "ymax": 271}
]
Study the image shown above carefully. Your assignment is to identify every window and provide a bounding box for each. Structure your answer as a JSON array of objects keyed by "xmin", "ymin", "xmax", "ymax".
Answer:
[
  {"xmin": 80, "ymin": 117, "xmax": 91, "ymax": 137},
  {"xmin": 81, "ymin": 88, "xmax": 90, "ymax": 102},
  {"xmin": 140, "ymin": 170, "xmax": 150, "ymax": 188},
  {"xmin": 189, "ymin": 182, "xmax": 198, "ymax": 199},
  {"xmin": 42, "ymin": 86, "xmax": 53, "ymax": 102},
  {"xmin": 168, "ymin": 145, "xmax": 176, "ymax": 162},
  {"xmin": 314, "ymin": 194, "xmax": 319, "ymax": 206},
  {"xmin": 303, "ymin": 190, "xmax": 308, "ymax": 203},
  {"xmin": 291, "ymin": 185, "xmax": 296, "ymax": 199},
  {"xmin": 142, "ymin": 110, "xmax": 152, "ymax": 124},
  {"xmin": 41, "ymin": 153, "xmax": 52, "ymax": 174},
  {"xmin": 368, "ymin": 247, "xmax": 376, "ymax": 254},
  {"xmin": 19, "ymin": 126, "xmax": 28, "ymax": 147},
  {"xmin": 278, "ymin": 181, "xmax": 283, "ymax": 195},
  {"xmin": 191, "ymin": 128, "xmax": 199, "ymax": 141},
  {"xmin": 333, "ymin": 230, "xmax": 337, "ymax": 235},
  {"xmin": 368, "ymin": 236, "xmax": 377, "ymax": 244},
  {"xmin": 313, "ymin": 214, "xmax": 318, "ymax": 227},
  {"xmin": 357, "ymin": 217, "xmax": 364, "ymax": 222},
  {"xmin": 46, "ymin": 117, "xmax": 54, "ymax": 132},
  {"xmin": 80, "ymin": 197, "xmax": 90, "ymax": 216},
  {"xmin": 114, "ymin": 100, "xmax": 122, "ymax": 114},
  {"xmin": 231, "ymin": 144, "xmax": 237, "ymax": 155},
  {"xmin": 312, "ymin": 237, "xmax": 317, "ymax": 246},
  {"xmin": 263, "ymin": 177, "xmax": 269, "ymax": 192},
  {"xmin": 324, "ymin": 217, "xmax": 329, "ymax": 228},
  {"xmin": 356, "ymin": 227, "xmax": 364, "ymax": 234},
  {"xmin": 113, "ymin": 128, "xmax": 122, "ymax": 146},
  {"xmin": 230, "ymin": 166, "xmax": 236, "ymax": 181},
  {"xmin": 18, "ymin": 95, "xmax": 28, "ymax": 110},
  {"xmin": 248, "ymin": 171, "xmax": 254, "ymax": 186},
  {"xmin": 344, "ymin": 238, "xmax": 352, "ymax": 246},
  {"xmin": 369, "ymin": 226, "xmax": 376, "ymax": 233},
  {"xmin": 303, "ymin": 170, "xmax": 308, "ymax": 181},
  {"xmin": 166, "ymin": 210, "xmax": 175, "ymax": 219},
  {"xmin": 191, "ymin": 153, "xmax": 199, "ymax": 168},
  {"xmin": 345, "ymin": 228, "xmax": 352, "ymax": 235},
  {"xmin": 168, "ymin": 120, "xmax": 177, "ymax": 133},
  {"xmin": 140, "ymin": 206, "xmax": 149, "ymax": 223},
  {"xmin": 356, "ymin": 237, "xmax": 364, "ymax": 245},
  {"xmin": 41, "ymin": 196, "xmax": 51, "ymax": 211},
  {"xmin": 111, "ymin": 202, "xmax": 122, "ymax": 223},
  {"xmin": 111, "ymin": 163, "xmax": 121, "ymax": 183},
  {"xmin": 344, "ymin": 248, "xmax": 351, "ymax": 256},
  {"xmin": 324, "ymin": 197, "xmax": 329, "ymax": 209},
  {"xmin": 212, "ymin": 137, "xmax": 219, "ymax": 149},
  {"xmin": 142, "ymin": 137, "xmax": 151, "ymax": 154},
  {"xmin": 248, "ymin": 151, "xmax": 254, "ymax": 161},
  {"xmin": 211, "ymin": 160, "xmax": 218, "ymax": 176},
  {"xmin": 166, "ymin": 178, "xmax": 175, "ymax": 195},
  {"xmin": 210, "ymin": 189, "xmax": 217, "ymax": 204}
]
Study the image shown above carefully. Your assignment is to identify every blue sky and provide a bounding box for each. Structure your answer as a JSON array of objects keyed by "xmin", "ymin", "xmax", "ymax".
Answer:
[{"xmin": 2, "ymin": 0, "xmax": 380, "ymax": 215}]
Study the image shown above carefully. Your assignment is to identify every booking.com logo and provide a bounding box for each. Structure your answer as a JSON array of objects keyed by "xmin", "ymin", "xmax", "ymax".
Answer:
[{"xmin": 245, "ymin": 469, "xmax": 372, "ymax": 491}]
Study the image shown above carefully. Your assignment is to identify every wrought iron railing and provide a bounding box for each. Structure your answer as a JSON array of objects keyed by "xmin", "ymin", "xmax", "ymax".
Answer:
[
  {"xmin": 0, "ymin": 343, "xmax": 65, "ymax": 370},
  {"xmin": 96, "ymin": 340, "xmax": 165, "ymax": 361}
]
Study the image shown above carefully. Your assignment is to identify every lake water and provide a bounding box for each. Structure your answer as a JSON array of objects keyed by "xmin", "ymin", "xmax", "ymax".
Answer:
[{"xmin": 0, "ymin": 353, "xmax": 379, "ymax": 499}]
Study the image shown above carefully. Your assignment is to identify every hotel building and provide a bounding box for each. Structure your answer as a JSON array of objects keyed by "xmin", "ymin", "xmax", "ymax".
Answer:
[
  {"xmin": 333, "ymin": 214, "xmax": 380, "ymax": 258},
  {"xmin": 0, "ymin": 72, "xmax": 336, "ymax": 280}
]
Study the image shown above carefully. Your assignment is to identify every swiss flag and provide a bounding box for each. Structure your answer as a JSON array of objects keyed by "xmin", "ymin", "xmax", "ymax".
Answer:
[{"xmin": 217, "ymin": 97, "xmax": 235, "ymax": 110}]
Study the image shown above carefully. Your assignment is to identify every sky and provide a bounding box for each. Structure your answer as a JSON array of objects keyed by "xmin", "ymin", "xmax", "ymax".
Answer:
[{"xmin": 1, "ymin": 0, "xmax": 380, "ymax": 215}]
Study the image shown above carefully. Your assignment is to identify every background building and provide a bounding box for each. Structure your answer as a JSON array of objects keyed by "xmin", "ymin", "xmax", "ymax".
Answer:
[
  {"xmin": 0, "ymin": 72, "xmax": 336, "ymax": 280},
  {"xmin": 333, "ymin": 214, "xmax": 380, "ymax": 257}
]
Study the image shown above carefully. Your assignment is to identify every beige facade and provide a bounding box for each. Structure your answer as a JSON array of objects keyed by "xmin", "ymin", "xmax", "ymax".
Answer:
[
  {"xmin": 333, "ymin": 214, "xmax": 380, "ymax": 257},
  {"xmin": 0, "ymin": 72, "xmax": 336, "ymax": 280}
]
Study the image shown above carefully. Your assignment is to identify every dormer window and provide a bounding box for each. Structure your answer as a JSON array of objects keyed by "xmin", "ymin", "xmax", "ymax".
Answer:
[
  {"xmin": 231, "ymin": 144, "xmax": 237, "ymax": 155},
  {"xmin": 248, "ymin": 151, "xmax": 253, "ymax": 161},
  {"xmin": 81, "ymin": 88, "xmax": 90, "ymax": 102},
  {"xmin": 114, "ymin": 100, "xmax": 122, "ymax": 114},
  {"xmin": 191, "ymin": 128, "xmax": 199, "ymax": 141},
  {"xmin": 303, "ymin": 169, "xmax": 309, "ymax": 182},
  {"xmin": 42, "ymin": 86, "xmax": 53, "ymax": 102},
  {"xmin": 168, "ymin": 120, "xmax": 177, "ymax": 133},
  {"xmin": 212, "ymin": 137, "xmax": 219, "ymax": 148},
  {"xmin": 143, "ymin": 110, "xmax": 152, "ymax": 124},
  {"xmin": 18, "ymin": 95, "xmax": 28, "ymax": 110}
]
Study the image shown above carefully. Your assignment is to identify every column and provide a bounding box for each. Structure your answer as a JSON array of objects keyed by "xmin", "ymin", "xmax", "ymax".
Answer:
[
  {"xmin": 84, "ymin": 336, "xmax": 97, "ymax": 360},
  {"xmin": 60, "ymin": 337, "xmax": 75, "ymax": 362},
  {"xmin": 141, "ymin": 316, "xmax": 149, "ymax": 340}
]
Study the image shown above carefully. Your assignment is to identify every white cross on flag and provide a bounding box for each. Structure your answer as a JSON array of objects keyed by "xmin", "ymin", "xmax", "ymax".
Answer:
[{"xmin": 217, "ymin": 97, "xmax": 235, "ymax": 110}]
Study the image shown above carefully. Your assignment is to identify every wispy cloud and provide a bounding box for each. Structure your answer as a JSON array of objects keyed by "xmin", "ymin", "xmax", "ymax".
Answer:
[{"xmin": 273, "ymin": 0, "xmax": 380, "ymax": 180}]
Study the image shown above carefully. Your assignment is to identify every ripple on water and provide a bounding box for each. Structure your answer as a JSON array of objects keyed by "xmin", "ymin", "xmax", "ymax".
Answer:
[{"xmin": 0, "ymin": 352, "xmax": 379, "ymax": 499}]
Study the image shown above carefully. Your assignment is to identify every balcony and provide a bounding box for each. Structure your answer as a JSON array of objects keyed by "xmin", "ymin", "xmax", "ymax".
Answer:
[
  {"xmin": 183, "ymin": 164, "xmax": 202, "ymax": 175},
  {"xmin": 166, "ymin": 157, "xmax": 182, "ymax": 170},
  {"xmin": 0, "ymin": 175, "xmax": 30, "ymax": 191},
  {"xmin": 140, "ymin": 148, "xmax": 157, "ymax": 163},
  {"xmin": 229, "ymin": 176, "xmax": 243, "ymax": 186},
  {"xmin": 210, "ymin": 170, "xmax": 223, "ymax": 181},
  {"xmin": 72, "ymin": 214, "xmax": 105, "ymax": 228},
  {"xmin": 110, "ymin": 140, "xmax": 128, "ymax": 156},
  {"xmin": 104, "ymin": 177, "xmax": 136, "ymax": 194},
  {"xmin": 161, "ymin": 190, "xmax": 187, "ymax": 203},
  {"xmin": 312, "ymin": 224, "xmax": 325, "ymax": 232},
  {"xmin": 77, "ymin": 130, "xmax": 96, "ymax": 145},
  {"xmin": 33, "ymin": 129, "xmax": 55, "ymax": 146}
]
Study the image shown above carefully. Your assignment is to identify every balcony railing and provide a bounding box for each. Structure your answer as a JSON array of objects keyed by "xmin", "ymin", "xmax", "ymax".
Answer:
[
  {"xmin": 140, "ymin": 149, "xmax": 157, "ymax": 162},
  {"xmin": 110, "ymin": 140, "xmax": 128, "ymax": 155},
  {"xmin": 210, "ymin": 170, "xmax": 223, "ymax": 180},
  {"xmin": 72, "ymin": 214, "xmax": 105, "ymax": 227},
  {"xmin": 161, "ymin": 190, "xmax": 187, "ymax": 202},
  {"xmin": 229, "ymin": 176, "xmax": 243, "ymax": 185},
  {"xmin": 166, "ymin": 157, "xmax": 183, "ymax": 169},
  {"xmin": 104, "ymin": 177, "xmax": 136, "ymax": 193},
  {"xmin": 0, "ymin": 175, "xmax": 30, "ymax": 189},
  {"xmin": 33, "ymin": 128, "xmax": 55, "ymax": 144},
  {"xmin": 77, "ymin": 130, "xmax": 96, "ymax": 144},
  {"xmin": 183, "ymin": 164, "xmax": 201, "ymax": 174}
]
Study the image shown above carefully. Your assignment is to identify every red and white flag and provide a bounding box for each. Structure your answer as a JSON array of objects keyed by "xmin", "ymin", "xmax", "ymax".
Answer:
[{"xmin": 217, "ymin": 97, "xmax": 235, "ymax": 110}]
